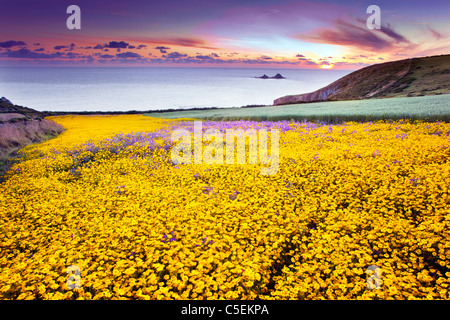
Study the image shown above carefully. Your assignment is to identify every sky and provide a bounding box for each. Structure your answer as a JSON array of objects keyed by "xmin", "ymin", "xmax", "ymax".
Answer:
[{"xmin": 0, "ymin": 0, "xmax": 449, "ymax": 69}]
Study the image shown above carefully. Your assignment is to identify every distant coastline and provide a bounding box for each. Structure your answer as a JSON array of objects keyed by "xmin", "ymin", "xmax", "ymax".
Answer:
[{"xmin": 39, "ymin": 104, "xmax": 269, "ymax": 117}]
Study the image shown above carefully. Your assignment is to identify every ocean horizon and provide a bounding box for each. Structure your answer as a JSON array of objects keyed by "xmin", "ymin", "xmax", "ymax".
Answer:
[{"xmin": 0, "ymin": 67, "xmax": 351, "ymax": 112}]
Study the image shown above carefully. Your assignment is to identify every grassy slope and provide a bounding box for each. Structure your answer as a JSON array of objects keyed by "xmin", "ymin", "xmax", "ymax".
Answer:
[
  {"xmin": 382, "ymin": 54, "xmax": 450, "ymax": 97},
  {"xmin": 145, "ymin": 94, "xmax": 450, "ymax": 122},
  {"xmin": 274, "ymin": 54, "xmax": 450, "ymax": 105}
]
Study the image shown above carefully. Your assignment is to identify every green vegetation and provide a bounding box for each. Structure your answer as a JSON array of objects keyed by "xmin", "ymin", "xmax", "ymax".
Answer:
[
  {"xmin": 274, "ymin": 54, "xmax": 450, "ymax": 105},
  {"xmin": 390, "ymin": 54, "xmax": 450, "ymax": 97},
  {"xmin": 146, "ymin": 94, "xmax": 450, "ymax": 123}
]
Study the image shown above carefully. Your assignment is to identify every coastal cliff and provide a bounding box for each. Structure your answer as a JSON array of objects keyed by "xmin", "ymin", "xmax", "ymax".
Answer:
[
  {"xmin": 274, "ymin": 54, "xmax": 450, "ymax": 105},
  {"xmin": 0, "ymin": 97, "xmax": 64, "ymax": 178}
]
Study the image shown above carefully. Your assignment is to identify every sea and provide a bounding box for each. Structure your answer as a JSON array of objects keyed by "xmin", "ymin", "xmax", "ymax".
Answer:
[{"xmin": 0, "ymin": 67, "xmax": 351, "ymax": 112}]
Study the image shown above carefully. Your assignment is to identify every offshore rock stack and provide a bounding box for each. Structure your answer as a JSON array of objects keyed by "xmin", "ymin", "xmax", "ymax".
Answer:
[{"xmin": 255, "ymin": 73, "xmax": 285, "ymax": 79}]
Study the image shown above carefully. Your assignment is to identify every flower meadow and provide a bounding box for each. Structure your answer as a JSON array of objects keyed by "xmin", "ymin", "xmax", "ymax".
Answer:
[{"xmin": 0, "ymin": 114, "xmax": 449, "ymax": 300}]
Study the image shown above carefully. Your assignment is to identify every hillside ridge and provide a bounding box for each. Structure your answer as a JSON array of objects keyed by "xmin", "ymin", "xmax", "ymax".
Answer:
[{"xmin": 274, "ymin": 54, "xmax": 450, "ymax": 105}]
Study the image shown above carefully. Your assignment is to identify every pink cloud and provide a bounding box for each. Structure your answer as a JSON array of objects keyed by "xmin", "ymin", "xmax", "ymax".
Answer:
[{"xmin": 296, "ymin": 18, "xmax": 415, "ymax": 53}]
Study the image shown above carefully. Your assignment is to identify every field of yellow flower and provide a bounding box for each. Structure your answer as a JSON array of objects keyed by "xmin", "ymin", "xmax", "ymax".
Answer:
[{"xmin": 0, "ymin": 114, "xmax": 449, "ymax": 300}]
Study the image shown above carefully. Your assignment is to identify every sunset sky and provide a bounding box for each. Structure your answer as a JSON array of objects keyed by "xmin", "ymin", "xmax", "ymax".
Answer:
[{"xmin": 0, "ymin": 0, "xmax": 449, "ymax": 69}]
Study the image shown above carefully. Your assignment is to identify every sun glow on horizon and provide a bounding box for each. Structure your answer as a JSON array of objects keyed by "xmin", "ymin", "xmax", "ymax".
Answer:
[{"xmin": 320, "ymin": 64, "xmax": 334, "ymax": 69}]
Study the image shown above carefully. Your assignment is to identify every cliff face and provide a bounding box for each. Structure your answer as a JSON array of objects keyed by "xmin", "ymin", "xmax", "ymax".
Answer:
[
  {"xmin": 0, "ymin": 98, "xmax": 64, "ymax": 179},
  {"xmin": 0, "ymin": 97, "xmax": 43, "ymax": 118},
  {"xmin": 274, "ymin": 54, "xmax": 450, "ymax": 105}
]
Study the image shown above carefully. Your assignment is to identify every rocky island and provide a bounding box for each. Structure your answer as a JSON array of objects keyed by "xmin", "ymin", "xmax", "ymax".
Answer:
[{"xmin": 255, "ymin": 73, "xmax": 285, "ymax": 79}]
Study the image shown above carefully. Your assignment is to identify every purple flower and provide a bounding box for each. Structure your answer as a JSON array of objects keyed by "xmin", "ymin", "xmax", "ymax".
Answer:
[
  {"xmin": 229, "ymin": 189, "xmax": 239, "ymax": 200},
  {"xmin": 410, "ymin": 177, "xmax": 419, "ymax": 186},
  {"xmin": 396, "ymin": 133, "xmax": 407, "ymax": 140},
  {"xmin": 202, "ymin": 185, "xmax": 214, "ymax": 194}
]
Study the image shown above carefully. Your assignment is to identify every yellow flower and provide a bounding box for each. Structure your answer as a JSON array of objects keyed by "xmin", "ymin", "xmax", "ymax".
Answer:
[
  {"xmin": 124, "ymin": 267, "xmax": 136, "ymax": 275},
  {"xmin": 0, "ymin": 116, "xmax": 449, "ymax": 300},
  {"xmin": 389, "ymin": 286, "xmax": 398, "ymax": 295},
  {"xmin": 0, "ymin": 285, "xmax": 11, "ymax": 293}
]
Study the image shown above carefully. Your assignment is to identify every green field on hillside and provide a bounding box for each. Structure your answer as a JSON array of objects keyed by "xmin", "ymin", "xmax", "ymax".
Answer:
[{"xmin": 146, "ymin": 94, "xmax": 450, "ymax": 122}]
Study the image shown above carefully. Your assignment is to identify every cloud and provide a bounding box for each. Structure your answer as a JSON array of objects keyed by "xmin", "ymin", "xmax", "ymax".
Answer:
[
  {"xmin": 33, "ymin": 48, "xmax": 45, "ymax": 52},
  {"xmin": 0, "ymin": 46, "xmax": 302, "ymax": 67},
  {"xmin": 196, "ymin": 55, "xmax": 214, "ymax": 60},
  {"xmin": 299, "ymin": 60, "xmax": 318, "ymax": 66},
  {"xmin": 333, "ymin": 61, "xmax": 370, "ymax": 68},
  {"xmin": 0, "ymin": 40, "xmax": 26, "ymax": 48},
  {"xmin": 260, "ymin": 55, "xmax": 273, "ymax": 60},
  {"xmin": 296, "ymin": 18, "xmax": 414, "ymax": 52},
  {"xmin": 53, "ymin": 44, "xmax": 75, "ymax": 51},
  {"xmin": 137, "ymin": 44, "xmax": 147, "ymax": 49},
  {"xmin": 65, "ymin": 52, "xmax": 79, "ymax": 59},
  {"xmin": 163, "ymin": 52, "xmax": 188, "ymax": 59},
  {"xmin": 0, "ymin": 48, "xmax": 62, "ymax": 59},
  {"xmin": 93, "ymin": 44, "xmax": 104, "ymax": 50},
  {"xmin": 105, "ymin": 41, "xmax": 129, "ymax": 49},
  {"xmin": 0, "ymin": 48, "xmax": 94, "ymax": 61},
  {"xmin": 428, "ymin": 26, "xmax": 443, "ymax": 40},
  {"xmin": 296, "ymin": 54, "xmax": 305, "ymax": 58},
  {"xmin": 137, "ymin": 37, "xmax": 217, "ymax": 50},
  {"xmin": 155, "ymin": 46, "xmax": 170, "ymax": 53},
  {"xmin": 33, "ymin": 43, "xmax": 40, "ymax": 46},
  {"xmin": 116, "ymin": 52, "xmax": 142, "ymax": 58},
  {"xmin": 167, "ymin": 38, "xmax": 212, "ymax": 48}
]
